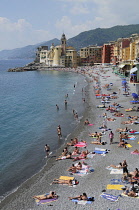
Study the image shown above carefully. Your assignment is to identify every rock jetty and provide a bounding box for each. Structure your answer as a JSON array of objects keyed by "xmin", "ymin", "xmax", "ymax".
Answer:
[{"xmin": 8, "ymin": 62, "xmax": 42, "ymax": 72}]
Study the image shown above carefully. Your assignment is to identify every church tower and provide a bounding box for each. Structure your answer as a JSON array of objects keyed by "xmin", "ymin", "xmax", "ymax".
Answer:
[{"xmin": 61, "ymin": 33, "xmax": 67, "ymax": 55}]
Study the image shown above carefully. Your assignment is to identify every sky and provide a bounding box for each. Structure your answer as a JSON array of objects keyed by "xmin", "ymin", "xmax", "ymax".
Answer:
[{"xmin": 0, "ymin": 0, "xmax": 139, "ymax": 50}]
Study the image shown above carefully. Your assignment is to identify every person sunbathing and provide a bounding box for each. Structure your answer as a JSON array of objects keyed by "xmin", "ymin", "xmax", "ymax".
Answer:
[
  {"xmin": 128, "ymin": 190, "xmax": 138, "ymax": 197},
  {"xmin": 67, "ymin": 139, "xmax": 75, "ymax": 146},
  {"xmin": 76, "ymin": 162, "xmax": 82, "ymax": 170},
  {"xmin": 33, "ymin": 191, "xmax": 58, "ymax": 200},
  {"xmin": 118, "ymin": 140, "xmax": 127, "ymax": 148},
  {"xmin": 114, "ymin": 112, "xmax": 124, "ymax": 117},
  {"xmin": 84, "ymin": 119, "xmax": 90, "ymax": 125},
  {"xmin": 109, "ymin": 163, "xmax": 122, "ymax": 169},
  {"xmin": 56, "ymin": 152, "xmax": 73, "ymax": 160},
  {"xmin": 89, "ymin": 132, "xmax": 102, "ymax": 137},
  {"xmin": 67, "ymin": 164, "xmax": 77, "ymax": 173},
  {"xmin": 111, "ymin": 95, "xmax": 118, "ymax": 99},
  {"xmin": 107, "ymin": 117, "xmax": 116, "ymax": 121},
  {"xmin": 116, "ymin": 127, "xmax": 129, "ymax": 132},
  {"xmin": 129, "ymin": 168, "xmax": 139, "ymax": 178},
  {"xmin": 103, "ymin": 113, "xmax": 107, "ymax": 118},
  {"xmin": 128, "ymin": 115, "xmax": 138, "ymax": 120},
  {"xmin": 133, "ymin": 149, "xmax": 139, "ymax": 154},
  {"xmin": 69, "ymin": 192, "xmax": 88, "ymax": 201},
  {"xmin": 121, "ymin": 120, "xmax": 134, "ymax": 124},
  {"xmin": 106, "ymin": 106, "xmax": 117, "ymax": 111},
  {"xmin": 74, "ymin": 137, "xmax": 79, "ymax": 143},
  {"xmin": 72, "ymin": 147, "xmax": 80, "ymax": 155},
  {"xmin": 73, "ymin": 151, "xmax": 88, "ymax": 161},
  {"xmin": 52, "ymin": 179, "xmax": 78, "ymax": 186},
  {"xmin": 122, "ymin": 133, "xmax": 129, "ymax": 139}
]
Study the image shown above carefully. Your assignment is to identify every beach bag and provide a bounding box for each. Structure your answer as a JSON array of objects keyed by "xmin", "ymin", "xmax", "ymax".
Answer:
[{"xmin": 88, "ymin": 197, "xmax": 94, "ymax": 201}]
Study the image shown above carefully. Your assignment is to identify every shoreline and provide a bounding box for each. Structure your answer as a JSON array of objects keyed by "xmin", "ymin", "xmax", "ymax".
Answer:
[
  {"xmin": 1, "ymin": 66, "xmax": 139, "ymax": 210},
  {"xmin": 0, "ymin": 69, "xmax": 91, "ymax": 205}
]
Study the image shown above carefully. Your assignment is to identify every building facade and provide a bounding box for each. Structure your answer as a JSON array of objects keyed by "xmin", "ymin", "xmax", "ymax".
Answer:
[
  {"xmin": 36, "ymin": 34, "xmax": 79, "ymax": 68},
  {"xmin": 79, "ymin": 45, "xmax": 102, "ymax": 65}
]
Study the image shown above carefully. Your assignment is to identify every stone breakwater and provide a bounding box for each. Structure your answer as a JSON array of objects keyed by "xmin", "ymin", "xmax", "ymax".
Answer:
[
  {"xmin": 8, "ymin": 62, "xmax": 70, "ymax": 72},
  {"xmin": 8, "ymin": 62, "xmax": 42, "ymax": 72}
]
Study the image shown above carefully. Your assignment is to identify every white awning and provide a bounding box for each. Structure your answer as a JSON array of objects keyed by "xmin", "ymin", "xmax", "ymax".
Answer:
[
  {"xmin": 130, "ymin": 67, "xmax": 138, "ymax": 74},
  {"xmin": 118, "ymin": 64, "xmax": 125, "ymax": 68}
]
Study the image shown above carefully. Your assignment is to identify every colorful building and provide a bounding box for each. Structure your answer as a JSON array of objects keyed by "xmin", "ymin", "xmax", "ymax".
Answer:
[
  {"xmin": 80, "ymin": 45, "xmax": 102, "ymax": 65},
  {"xmin": 36, "ymin": 34, "xmax": 79, "ymax": 68}
]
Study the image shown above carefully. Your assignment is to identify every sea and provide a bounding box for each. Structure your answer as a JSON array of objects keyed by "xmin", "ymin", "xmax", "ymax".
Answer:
[{"xmin": 0, "ymin": 59, "xmax": 87, "ymax": 200}]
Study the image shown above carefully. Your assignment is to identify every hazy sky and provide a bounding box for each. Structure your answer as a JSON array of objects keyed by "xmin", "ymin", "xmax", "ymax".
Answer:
[{"xmin": 0, "ymin": 0, "xmax": 139, "ymax": 50}]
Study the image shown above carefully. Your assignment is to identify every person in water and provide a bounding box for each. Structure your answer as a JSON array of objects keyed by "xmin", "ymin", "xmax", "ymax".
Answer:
[
  {"xmin": 57, "ymin": 125, "xmax": 62, "ymax": 139},
  {"xmin": 56, "ymin": 104, "xmax": 59, "ymax": 110},
  {"xmin": 44, "ymin": 144, "xmax": 50, "ymax": 157}
]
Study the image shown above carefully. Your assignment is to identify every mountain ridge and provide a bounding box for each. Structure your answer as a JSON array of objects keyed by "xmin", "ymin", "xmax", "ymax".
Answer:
[{"xmin": 1, "ymin": 24, "xmax": 139, "ymax": 59}]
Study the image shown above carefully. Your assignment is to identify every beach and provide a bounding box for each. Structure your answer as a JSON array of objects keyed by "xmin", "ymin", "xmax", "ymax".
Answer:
[{"xmin": 1, "ymin": 66, "xmax": 139, "ymax": 210}]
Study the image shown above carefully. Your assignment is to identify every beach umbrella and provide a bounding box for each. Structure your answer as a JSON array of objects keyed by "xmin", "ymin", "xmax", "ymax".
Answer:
[
  {"xmin": 132, "ymin": 93, "xmax": 138, "ymax": 99},
  {"xmin": 122, "ymin": 80, "xmax": 127, "ymax": 86}
]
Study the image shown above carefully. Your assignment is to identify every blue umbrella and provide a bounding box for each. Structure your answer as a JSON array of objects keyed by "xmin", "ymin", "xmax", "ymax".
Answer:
[{"xmin": 132, "ymin": 93, "xmax": 138, "ymax": 99}]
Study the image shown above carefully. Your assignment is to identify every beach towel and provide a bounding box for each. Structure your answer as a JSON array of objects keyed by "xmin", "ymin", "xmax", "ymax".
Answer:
[
  {"xmin": 95, "ymin": 147, "xmax": 107, "ymax": 151},
  {"xmin": 87, "ymin": 153, "xmax": 96, "ymax": 158},
  {"xmin": 34, "ymin": 194, "xmax": 58, "ymax": 205},
  {"xmin": 106, "ymin": 166, "xmax": 116, "ymax": 170},
  {"xmin": 72, "ymin": 168, "xmax": 94, "ymax": 176},
  {"xmin": 130, "ymin": 101, "xmax": 139, "ymax": 104},
  {"xmin": 110, "ymin": 169, "xmax": 123, "ymax": 174},
  {"xmin": 97, "ymin": 105, "xmax": 105, "ymax": 108},
  {"xmin": 110, "ymin": 179, "xmax": 122, "ymax": 185},
  {"xmin": 107, "ymin": 184, "xmax": 124, "ymax": 190},
  {"xmin": 74, "ymin": 142, "xmax": 87, "ymax": 147},
  {"xmin": 94, "ymin": 150, "xmax": 107, "ymax": 154},
  {"xmin": 126, "ymin": 144, "xmax": 132, "ymax": 148},
  {"xmin": 88, "ymin": 124, "xmax": 94, "ymax": 126},
  {"xmin": 71, "ymin": 197, "xmax": 94, "ymax": 204},
  {"xmin": 59, "ymin": 176, "xmax": 74, "ymax": 180},
  {"xmin": 123, "ymin": 137, "xmax": 136, "ymax": 141},
  {"xmin": 131, "ymin": 151, "xmax": 139, "ymax": 155},
  {"xmin": 100, "ymin": 193, "xmax": 119, "ymax": 202},
  {"xmin": 121, "ymin": 193, "xmax": 139, "ymax": 198},
  {"xmin": 125, "ymin": 108, "xmax": 133, "ymax": 112}
]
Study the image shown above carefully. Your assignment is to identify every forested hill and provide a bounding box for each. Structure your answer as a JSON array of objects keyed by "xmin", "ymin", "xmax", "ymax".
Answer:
[
  {"xmin": 67, "ymin": 24, "xmax": 139, "ymax": 50},
  {"xmin": 0, "ymin": 24, "xmax": 139, "ymax": 59}
]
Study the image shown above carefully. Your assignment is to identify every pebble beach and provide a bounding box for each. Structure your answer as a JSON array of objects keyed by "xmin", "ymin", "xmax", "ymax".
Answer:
[{"xmin": 1, "ymin": 66, "xmax": 139, "ymax": 210}]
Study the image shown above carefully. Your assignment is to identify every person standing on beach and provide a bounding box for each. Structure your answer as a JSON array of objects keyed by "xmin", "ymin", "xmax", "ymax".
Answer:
[
  {"xmin": 44, "ymin": 144, "xmax": 50, "ymax": 158},
  {"xmin": 109, "ymin": 131, "xmax": 114, "ymax": 144},
  {"xmin": 122, "ymin": 160, "xmax": 128, "ymax": 175}
]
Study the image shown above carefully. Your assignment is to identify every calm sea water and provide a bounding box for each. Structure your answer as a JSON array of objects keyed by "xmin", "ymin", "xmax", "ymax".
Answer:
[{"xmin": 0, "ymin": 59, "xmax": 87, "ymax": 199}]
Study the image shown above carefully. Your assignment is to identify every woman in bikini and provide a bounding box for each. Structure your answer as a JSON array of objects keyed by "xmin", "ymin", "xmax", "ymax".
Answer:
[{"xmin": 33, "ymin": 191, "xmax": 58, "ymax": 200}]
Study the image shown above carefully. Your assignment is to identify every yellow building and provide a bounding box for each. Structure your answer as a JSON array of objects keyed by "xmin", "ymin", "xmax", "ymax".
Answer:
[
  {"xmin": 37, "ymin": 33, "xmax": 79, "ymax": 67},
  {"xmin": 122, "ymin": 46, "xmax": 130, "ymax": 61},
  {"xmin": 79, "ymin": 45, "xmax": 102, "ymax": 64}
]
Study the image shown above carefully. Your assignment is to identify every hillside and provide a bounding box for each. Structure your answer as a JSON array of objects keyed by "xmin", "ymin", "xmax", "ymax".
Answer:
[
  {"xmin": 0, "ymin": 38, "xmax": 60, "ymax": 60},
  {"xmin": 67, "ymin": 24, "xmax": 139, "ymax": 50},
  {"xmin": 0, "ymin": 24, "xmax": 139, "ymax": 59}
]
